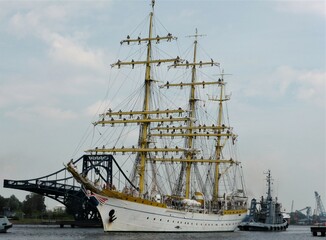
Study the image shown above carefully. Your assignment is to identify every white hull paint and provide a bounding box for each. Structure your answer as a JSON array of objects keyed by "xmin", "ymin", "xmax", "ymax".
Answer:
[{"xmin": 96, "ymin": 196, "xmax": 246, "ymax": 232}]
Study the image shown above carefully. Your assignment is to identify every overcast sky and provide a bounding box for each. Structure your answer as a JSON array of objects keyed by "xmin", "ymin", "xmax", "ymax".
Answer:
[{"xmin": 0, "ymin": 0, "xmax": 325, "ymax": 212}]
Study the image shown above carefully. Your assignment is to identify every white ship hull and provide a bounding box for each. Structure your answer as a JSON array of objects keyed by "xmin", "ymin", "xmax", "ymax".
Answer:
[{"xmin": 95, "ymin": 195, "xmax": 246, "ymax": 232}]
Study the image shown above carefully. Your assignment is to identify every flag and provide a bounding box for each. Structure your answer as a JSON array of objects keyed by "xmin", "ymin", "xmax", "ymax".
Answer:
[{"xmin": 91, "ymin": 192, "xmax": 109, "ymax": 205}]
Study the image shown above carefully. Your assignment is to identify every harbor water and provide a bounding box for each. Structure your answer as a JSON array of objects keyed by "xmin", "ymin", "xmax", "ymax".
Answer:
[{"xmin": 2, "ymin": 225, "xmax": 313, "ymax": 240}]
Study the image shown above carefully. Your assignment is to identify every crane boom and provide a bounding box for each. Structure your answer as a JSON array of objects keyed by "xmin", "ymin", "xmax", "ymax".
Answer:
[{"xmin": 315, "ymin": 191, "xmax": 326, "ymax": 217}]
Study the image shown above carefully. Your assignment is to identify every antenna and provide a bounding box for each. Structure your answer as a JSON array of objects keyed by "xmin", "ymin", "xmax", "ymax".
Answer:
[{"xmin": 264, "ymin": 170, "xmax": 273, "ymax": 199}]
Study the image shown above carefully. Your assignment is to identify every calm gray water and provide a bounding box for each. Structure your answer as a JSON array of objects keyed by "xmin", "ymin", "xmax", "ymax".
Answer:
[{"xmin": 1, "ymin": 225, "xmax": 313, "ymax": 240}]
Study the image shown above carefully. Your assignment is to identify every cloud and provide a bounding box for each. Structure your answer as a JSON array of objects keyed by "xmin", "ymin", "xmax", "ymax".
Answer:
[
  {"xmin": 0, "ymin": 80, "xmax": 49, "ymax": 108},
  {"xmin": 47, "ymin": 33, "xmax": 106, "ymax": 72},
  {"xmin": 9, "ymin": 10, "xmax": 43, "ymax": 38},
  {"xmin": 275, "ymin": 1, "xmax": 326, "ymax": 18},
  {"xmin": 84, "ymin": 100, "xmax": 109, "ymax": 117},
  {"xmin": 0, "ymin": 76, "xmax": 91, "ymax": 109},
  {"xmin": 275, "ymin": 66, "xmax": 325, "ymax": 105},
  {"xmin": 8, "ymin": 5, "xmax": 107, "ymax": 73},
  {"xmin": 1, "ymin": 3, "xmax": 111, "ymax": 124},
  {"xmin": 5, "ymin": 105, "xmax": 78, "ymax": 122},
  {"xmin": 242, "ymin": 66, "xmax": 325, "ymax": 106}
]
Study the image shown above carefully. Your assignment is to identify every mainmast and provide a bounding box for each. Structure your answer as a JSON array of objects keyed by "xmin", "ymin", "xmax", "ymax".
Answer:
[{"xmin": 165, "ymin": 29, "xmax": 220, "ymax": 199}]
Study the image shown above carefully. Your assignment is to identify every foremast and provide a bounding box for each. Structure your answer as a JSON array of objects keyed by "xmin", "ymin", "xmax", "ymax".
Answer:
[
  {"xmin": 139, "ymin": 0, "xmax": 155, "ymax": 196},
  {"xmin": 86, "ymin": 0, "xmax": 180, "ymax": 197}
]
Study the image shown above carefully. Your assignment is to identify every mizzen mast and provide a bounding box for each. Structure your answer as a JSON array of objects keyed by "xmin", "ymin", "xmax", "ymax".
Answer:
[
  {"xmin": 207, "ymin": 71, "xmax": 235, "ymax": 202},
  {"xmin": 213, "ymin": 73, "xmax": 226, "ymax": 201}
]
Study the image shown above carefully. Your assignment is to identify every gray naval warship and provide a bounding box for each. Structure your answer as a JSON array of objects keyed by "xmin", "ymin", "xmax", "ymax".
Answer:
[{"xmin": 238, "ymin": 170, "xmax": 289, "ymax": 231}]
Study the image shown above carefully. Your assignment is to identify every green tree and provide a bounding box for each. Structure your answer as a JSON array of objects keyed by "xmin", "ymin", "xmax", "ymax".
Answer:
[
  {"xmin": 22, "ymin": 193, "xmax": 46, "ymax": 217},
  {"xmin": 0, "ymin": 194, "xmax": 23, "ymax": 216},
  {"xmin": 7, "ymin": 195, "xmax": 22, "ymax": 212},
  {"xmin": 0, "ymin": 195, "xmax": 6, "ymax": 214}
]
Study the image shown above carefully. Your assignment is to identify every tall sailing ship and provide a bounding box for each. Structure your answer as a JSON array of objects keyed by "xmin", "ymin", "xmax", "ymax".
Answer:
[{"xmin": 67, "ymin": 0, "xmax": 247, "ymax": 232}]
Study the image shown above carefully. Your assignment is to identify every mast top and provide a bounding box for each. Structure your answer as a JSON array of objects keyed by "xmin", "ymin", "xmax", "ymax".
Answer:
[
  {"xmin": 151, "ymin": 0, "xmax": 155, "ymax": 11},
  {"xmin": 186, "ymin": 28, "xmax": 207, "ymax": 42}
]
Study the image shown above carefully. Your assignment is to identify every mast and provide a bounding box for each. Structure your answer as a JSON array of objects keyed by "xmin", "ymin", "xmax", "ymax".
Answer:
[
  {"xmin": 90, "ymin": 0, "xmax": 180, "ymax": 197},
  {"xmin": 138, "ymin": 0, "xmax": 155, "ymax": 196},
  {"xmin": 162, "ymin": 29, "xmax": 220, "ymax": 199},
  {"xmin": 185, "ymin": 29, "xmax": 201, "ymax": 199},
  {"xmin": 266, "ymin": 170, "xmax": 272, "ymax": 199},
  {"xmin": 213, "ymin": 74, "xmax": 225, "ymax": 201}
]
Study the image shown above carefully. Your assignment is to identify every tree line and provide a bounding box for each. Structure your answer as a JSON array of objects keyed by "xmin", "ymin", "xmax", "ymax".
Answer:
[{"xmin": 0, "ymin": 193, "xmax": 69, "ymax": 219}]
